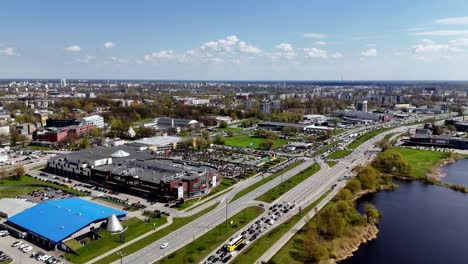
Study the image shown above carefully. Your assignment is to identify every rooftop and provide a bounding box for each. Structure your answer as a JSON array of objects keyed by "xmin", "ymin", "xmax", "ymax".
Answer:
[{"xmin": 7, "ymin": 197, "xmax": 126, "ymax": 243}]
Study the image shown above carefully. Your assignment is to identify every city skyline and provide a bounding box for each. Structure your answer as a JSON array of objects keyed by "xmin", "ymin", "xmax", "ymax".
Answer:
[{"xmin": 2, "ymin": 0, "xmax": 468, "ymax": 80}]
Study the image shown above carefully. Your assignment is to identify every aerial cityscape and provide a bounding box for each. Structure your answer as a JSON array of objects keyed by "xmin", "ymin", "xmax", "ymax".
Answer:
[{"xmin": 1, "ymin": 1, "xmax": 468, "ymax": 264}]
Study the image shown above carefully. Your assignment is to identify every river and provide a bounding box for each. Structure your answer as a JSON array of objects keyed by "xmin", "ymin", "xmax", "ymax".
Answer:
[{"xmin": 342, "ymin": 159, "xmax": 468, "ymax": 264}]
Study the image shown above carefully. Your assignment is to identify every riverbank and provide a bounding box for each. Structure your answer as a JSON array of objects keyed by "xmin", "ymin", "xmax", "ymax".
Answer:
[{"xmin": 329, "ymin": 225, "xmax": 378, "ymax": 263}]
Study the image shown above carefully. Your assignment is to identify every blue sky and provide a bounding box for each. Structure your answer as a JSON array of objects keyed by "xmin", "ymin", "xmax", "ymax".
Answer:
[{"xmin": 2, "ymin": 0, "xmax": 468, "ymax": 80}]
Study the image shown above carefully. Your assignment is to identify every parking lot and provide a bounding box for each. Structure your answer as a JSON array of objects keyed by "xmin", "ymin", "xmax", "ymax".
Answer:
[
  {"xmin": 0, "ymin": 230, "xmax": 66, "ymax": 264},
  {"xmin": 204, "ymin": 201, "xmax": 295, "ymax": 263}
]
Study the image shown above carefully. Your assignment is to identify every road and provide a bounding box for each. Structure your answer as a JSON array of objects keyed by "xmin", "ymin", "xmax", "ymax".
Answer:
[{"xmin": 114, "ymin": 123, "xmax": 413, "ymax": 264}]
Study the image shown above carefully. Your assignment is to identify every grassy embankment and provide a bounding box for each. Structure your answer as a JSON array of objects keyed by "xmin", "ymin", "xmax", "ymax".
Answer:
[
  {"xmin": 347, "ymin": 127, "xmax": 393, "ymax": 150},
  {"xmin": 68, "ymin": 216, "xmax": 168, "ymax": 263},
  {"xmin": 96, "ymin": 203, "xmax": 219, "ymax": 264},
  {"xmin": 157, "ymin": 206, "xmax": 264, "ymax": 264},
  {"xmin": 230, "ymin": 160, "xmax": 304, "ymax": 203},
  {"xmin": 231, "ymin": 191, "xmax": 331, "ymax": 264},
  {"xmin": 311, "ymin": 140, "xmax": 341, "ymax": 157},
  {"xmin": 0, "ymin": 175, "xmax": 85, "ymax": 197},
  {"xmin": 327, "ymin": 149, "xmax": 352, "ymax": 159},
  {"xmin": 256, "ymin": 164, "xmax": 321, "ymax": 203},
  {"xmin": 326, "ymin": 161, "xmax": 337, "ymax": 167}
]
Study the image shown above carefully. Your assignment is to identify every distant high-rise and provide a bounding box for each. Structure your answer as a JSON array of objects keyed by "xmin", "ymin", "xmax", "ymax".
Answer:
[
  {"xmin": 60, "ymin": 78, "xmax": 67, "ymax": 88},
  {"xmin": 357, "ymin": 101, "xmax": 368, "ymax": 112}
]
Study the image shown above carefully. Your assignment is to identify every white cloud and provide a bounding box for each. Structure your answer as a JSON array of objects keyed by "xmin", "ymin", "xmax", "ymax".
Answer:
[
  {"xmin": 416, "ymin": 30, "xmax": 468, "ymax": 36},
  {"xmin": 436, "ymin": 16, "xmax": 468, "ymax": 25},
  {"xmin": 144, "ymin": 50, "xmax": 176, "ymax": 61},
  {"xmin": 330, "ymin": 52, "xmax": 343, "ymax": 59},
  {"xmin": 303, "ymin": 33, "xmax": 327, "ymax": 39},
  {"xmin": 238, "ymin": 41, "xmax": 261, "ymax": 54},
  {"xmin": 413, "ymin": 39, "xmax": 463, "ymax": 54},
  {"xmin": 1, "ymin": 47, "xmax": 19, "ymax": 56},
  {"xmin": 450, "ymin": 38, "xmax": 468, "ymax": 46},
  {"xmin": 65, "ymin": 45, "xmax": 81, "ymax": 52},
  {"xmin": 75, "ymin": 55, "xmax": 94, "ymax": 63},
  {"xmin": 272, "ymin": 43, "xmax": 297, "ymax": 59},
  {"xmin": 360, "ymin": 48, "xmax": 378, "ymax": 57},
  {"xmin": 104, "ymin": 41, "xmax": 116, "ymax": 48},
  {"xmin": 304, "ymin": 47, "xmax": 329, "ymax": 59},
  {"xmin": 313, "ymin": 41, "xmax": 327, "ymax": 46}
]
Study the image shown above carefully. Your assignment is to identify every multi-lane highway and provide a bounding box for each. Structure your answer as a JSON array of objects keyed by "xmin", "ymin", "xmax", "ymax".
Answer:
[{"xmin": 113, "ymin": 123, "xmax": 414, "ymax": 264}]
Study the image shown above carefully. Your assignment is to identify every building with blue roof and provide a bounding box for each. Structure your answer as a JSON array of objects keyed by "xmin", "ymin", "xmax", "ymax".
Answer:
[{"xmin": 6, "ymin": 197, "xmax": 126, "ymax": 250}]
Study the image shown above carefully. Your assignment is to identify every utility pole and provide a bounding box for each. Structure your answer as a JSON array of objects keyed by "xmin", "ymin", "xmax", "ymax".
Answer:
[
  {"xmin": 225, "ymin": 197, "xmax": 228, "ymax": 226},
  {"xmin": 117, "ymin": 251, "xmax": 126, "ymax": 264}
]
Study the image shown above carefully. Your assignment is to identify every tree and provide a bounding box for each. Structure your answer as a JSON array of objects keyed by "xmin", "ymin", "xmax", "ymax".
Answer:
[
  {"xmin": 259, "ymin": 139, "xmax": 275, "ymax": 150},
  {"xmin": 303, "ymin": 225, "xmax": 328, "ymax": 262},
  {"xmin": 14, "ymin": 165, "xmax": 25, "ymax": 179},
  {"xmin": 316, "ymin": 202, "xmax": 347, "ymax": 239},
  {"xmin": 346, "ymin": 178, "xmax": 361, "ymax": 194},
  {"xmin": 219, "ymin": 120, "xmax": 228, "ymax": 128},
  {"xmin": 213, "ymin": 134, "xmax": 225, "ymax": 145},
  {"xmin": 81, "ymin": 137, "xmax": 90, "ymax": 149},
  {"xmin": 281, "ymin": 126, "xmax": 298, "ymax": 136},
  {"xmin": 376, "ymin": 139, "xmax": 391, "ymax": 151},
  {"xmin": 356, "ymin": 165, "xmax": 380, "ymax": 190},
  {"xmin": 372, "ymin": 150, "xmax": 411, "ymax": 175},
  {"xmin": 336, "ymin": 188, "xmax": 353, "ymax": 201},
  {"xmin": 364, "ymin": 203, "xmax": 381, "ymax": 224},
  {"xmin": 196, "ymin": 137, "xmax": 208, "ymax": 150}
]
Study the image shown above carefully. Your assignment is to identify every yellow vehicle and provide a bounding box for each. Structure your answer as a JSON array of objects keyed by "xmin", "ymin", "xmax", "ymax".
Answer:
[{"xmin": 227, "ymin": 235, "xmax": 244, "ymax": 252}]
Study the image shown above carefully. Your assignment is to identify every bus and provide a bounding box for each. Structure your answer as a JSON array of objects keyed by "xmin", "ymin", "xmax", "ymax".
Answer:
[{"xmin": 227, "ymin": 235, "xmax": 244, "ymax": 252}]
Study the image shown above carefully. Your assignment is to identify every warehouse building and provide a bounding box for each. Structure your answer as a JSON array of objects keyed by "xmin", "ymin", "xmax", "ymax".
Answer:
[{"xmin": 5, "ymin": 198, "xmax": 126, "ymax": 251}]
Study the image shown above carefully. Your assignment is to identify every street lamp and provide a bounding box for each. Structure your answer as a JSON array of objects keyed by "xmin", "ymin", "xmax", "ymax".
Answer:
[{"xmin": 117, "ymin": 251, "xmax": 126, "ymax": 264}]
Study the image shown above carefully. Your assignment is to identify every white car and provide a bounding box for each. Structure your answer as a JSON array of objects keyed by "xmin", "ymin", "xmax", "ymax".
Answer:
[
  {"xmin": 230, "ymin": 251, "xmax": 237, "ymax": 257},
  {"xmin": 160, "ymin": 243, "xmax": 169, "ymax": 249},
  {"xmin": 22, "ymin": 246, "xmax": 33, "ymax": 252},
  {"xmin": 12, "ymin": 241, "xmax": 22, "ymax": 247},
  {"xmin": 19, "ymin": 244, "xmax": 29, "ymax": 250},
  {"xmin": 39, "ymin": 255, "xmax": 51, "ymax": 262}
]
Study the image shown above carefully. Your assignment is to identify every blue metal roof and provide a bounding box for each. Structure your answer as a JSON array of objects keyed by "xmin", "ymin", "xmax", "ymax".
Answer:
[{"xmin": 7, "ymin": 197, "xmax": 126, "ymax": 243}]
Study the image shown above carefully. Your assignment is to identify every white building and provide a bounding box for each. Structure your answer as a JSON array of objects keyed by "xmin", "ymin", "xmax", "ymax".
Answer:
[
  {"xmin": 81, "ymin": 115, "xmax": 104, "ymax": 129},
  {"xmin": 60, "ymin": 79, "xmax": 67, "ymax": 88}
]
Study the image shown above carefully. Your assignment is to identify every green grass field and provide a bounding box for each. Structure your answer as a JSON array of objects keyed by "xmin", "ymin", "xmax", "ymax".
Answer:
[
  {"xmin": 311, "ymin": 140, "xmax": 341, "ymax": 157},
  {"xmin": 68, "ymin": 216, "xmax": 168, "ymax": 263},
  {"xmin": 98, "ymin": 203, "xmax": 219, "ymax": 264},
  {"xmin": 326, "ymin": 149, "xmax": 352, "ymax": 159},
  {"xmin": 0, "ymin": 185, "xmax": 45, "ymax": 198},
  {"xmin": 232, "ymin": 191, "xmax": 331, "ymax": 264},
  {"xmin": 326, "ymin": 161, "xmax": 337, "ymax": 167},
  {"xmin": 158, "ymin": 206, "xmax": 264, "ymax": 264},
  {"xmin": 215, "ymin": 127, "xmax": 245, "ymax": 133},
  {"xmin": 256, "ymin": 164, "xmax": 321, "ymax": 203},
  {"xmin": 347, "ymin": 127, "xmax": 393, "ymax": 149},
  {"xmin": 224, "ymin": 134, "xmax": 288, "ymax": 149},
  {"xmin": 389, "ymin": 147, "xmax": 448, "ymax": 178},
  {"xmin": 0, "ymin": 176, "xmax": 85, "ymax": 196},
  {"xmin": 230, "ymin": 161, "xmax": 304, "ymax": 203}
]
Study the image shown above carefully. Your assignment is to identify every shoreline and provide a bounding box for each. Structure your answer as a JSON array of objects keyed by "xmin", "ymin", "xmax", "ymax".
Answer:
[
  {"xmin": 426, "ymin": 156, "xmax": 461, "ymax": 180},
  {"xmin": 331, "ymin": 224, "xmax": 379, "ymax": 263}
]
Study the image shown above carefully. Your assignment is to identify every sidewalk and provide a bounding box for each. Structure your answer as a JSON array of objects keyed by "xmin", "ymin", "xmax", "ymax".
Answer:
[{"xmin": 84, "ymin": 216, "xmax": 174, "ymax": 264}]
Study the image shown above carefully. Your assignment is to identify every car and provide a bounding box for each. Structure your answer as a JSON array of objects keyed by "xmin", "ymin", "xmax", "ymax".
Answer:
[
  {"xmin": 12, "ymin": 241, "xmax": 22, "ymax": 247},
  {"xmin": 22, "ymin": 246, "xmax": 33, "ymax": 252},
  {"xmin": 213, "ymin": 257, "xmax": 220, "ymax": 262},
  {"xmin": 230, "ymin": 251, "xmax": 237, "ymax": 257},
  {"xmin": 258, "ymin": 203, "xmax": 264, "ymax": 207},
  {"xmin": 160, "ymin": 243, "xmax": 169, "ymax": 249}
]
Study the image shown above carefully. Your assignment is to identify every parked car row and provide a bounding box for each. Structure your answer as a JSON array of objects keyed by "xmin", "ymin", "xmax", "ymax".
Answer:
[
  {"xmin": 0, "ymin": 230, "xmax": 9, "ymax": 237},
  {"xmin": 0, "ymin": 251, "xmax": 11, "ymax": 263},
  {"xmin": 30, "ymin": 251, "xmax": 65, "ymax": 263}
]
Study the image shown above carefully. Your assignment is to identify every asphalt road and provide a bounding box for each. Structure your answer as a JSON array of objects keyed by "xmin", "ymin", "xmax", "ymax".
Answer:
[{"xmin": 111, "ymin": 122, "xmax": 435, "ymax": 264}]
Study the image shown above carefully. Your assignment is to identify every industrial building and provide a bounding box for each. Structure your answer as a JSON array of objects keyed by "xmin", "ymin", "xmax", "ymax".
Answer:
[
  {"xmin": 46, "ymin": 142, "xmax": 220, "ymax": 201},
  {"xmin": 4, "ymin": 198, "xmax": 125, "ymax": 251},
  {"xmin": 405, "ymin": 134, "xmax": 468, "ymax": 150},
  {"xmin": 0, "ymin": 198, "xmax": 36, "ymax": 218}
]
